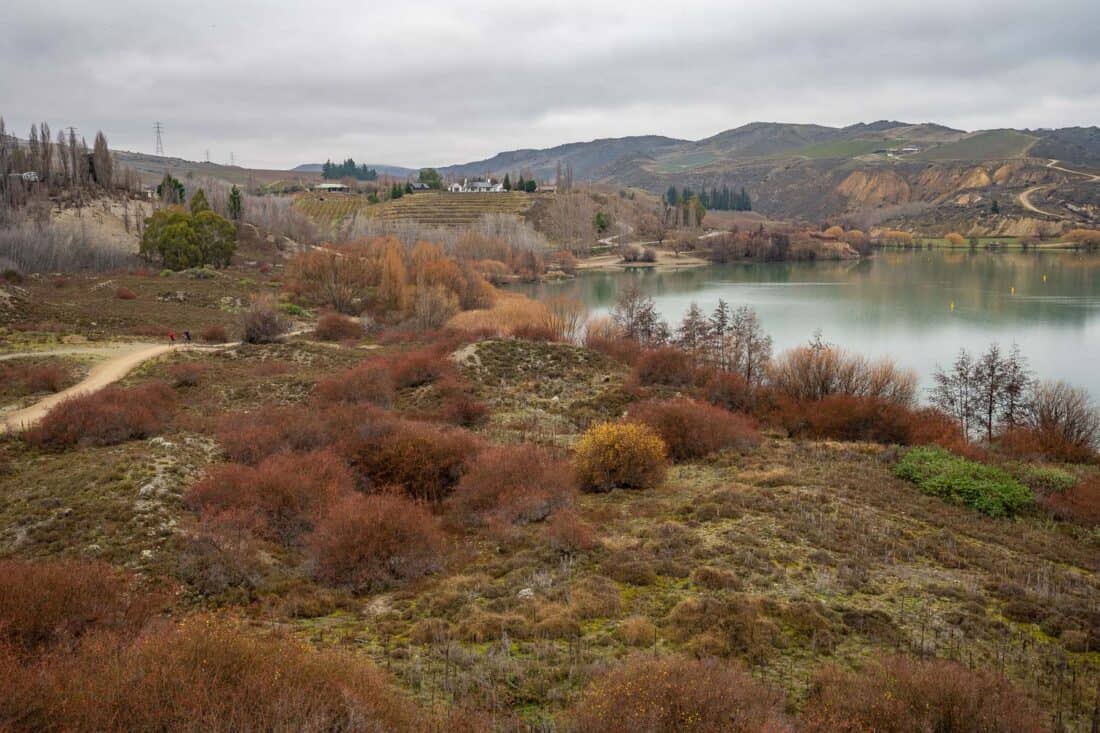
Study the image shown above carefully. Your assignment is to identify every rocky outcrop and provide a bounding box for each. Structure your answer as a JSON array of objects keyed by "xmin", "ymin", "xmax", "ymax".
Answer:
[{"xmin": 836, "ymin": 170, "xmax": 912, "ymax": 209}]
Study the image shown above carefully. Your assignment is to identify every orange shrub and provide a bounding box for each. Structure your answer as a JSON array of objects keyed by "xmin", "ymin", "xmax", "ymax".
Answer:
[
  {"xmin": 574, "ymin": 422, "xmax": 667, "ymax": 492},
  {"xmin": 0, "ymin": 617, "xmax": 423, "ymax": 732},
  {"xmin": 627, "ymin": 398, "xmax": 761, "ymax": 461},
  {"xmin": 24, "ymin": 382, "xmax": 175, "ymax": 449},
  {"xmin": 449, "ymin": 444, "xmax": 576, "ymax": 526},
  {"xmin": 568, "ymin": 654, "xmax": 789, "ymax": 733},
  {"xmin": 186, "ymin": 449, "xmax": 354, "ymax": 544},
  {"xmin": 114, "ymin": 286, "xmax": 137, "ymax": 300},
  {"xmin": 309, "ymin": 493, "xmax": 444, "ymax": 591},
  {"xmin": 633, "ymin": 346, "xmax": 699, "ymax": 388},
  {"xmin": 200, "ymin": 324, "xmax": 229, "ymax": 343},
  {"xmin": 0, "ymin": 559, "xmax": 154, "ymax": 654},
  {"xmin": 215, "ymin": 404, "xmax": 378, "ymax": 464},
  {"xmin": 1040, "ymin": 476, "xmax": 1100, "ymax": 527},
  {"xmin": 312, "ymin": 361, "xmax": 394, "ymax": 406},
  {"xmin": 344, "ymin": 418, "xmax": 483, "ymax": 501},
  {"xmin": 510, "ymin": 322, "xmax": 560, "ymax": 342},
  {"xmin": 801, "ymin": 655, "xmax": 1046, "ymax": 733},
  {"xmin": 314, "ymin": 312, "xmax": 364, "ymax": 341}
]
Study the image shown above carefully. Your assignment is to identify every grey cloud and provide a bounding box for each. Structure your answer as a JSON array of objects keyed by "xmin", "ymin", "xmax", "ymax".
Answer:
[{"xmin": 1, "ymin": 0, "xmax": 1096, "ymax": 169}]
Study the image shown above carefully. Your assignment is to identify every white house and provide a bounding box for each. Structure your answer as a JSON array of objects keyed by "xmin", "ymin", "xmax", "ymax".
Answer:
[
  {"xmin": 448, "ymin": 177, "xmax": 504, "ymax": 193},
  {"xmin": 312, "ymin": 182, "xmax": 349, "ymax": 193}
]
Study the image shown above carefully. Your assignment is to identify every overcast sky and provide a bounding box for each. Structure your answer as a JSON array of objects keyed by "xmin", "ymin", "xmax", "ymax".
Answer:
[{"xmin": 2, "ymin": 0, "xmax": 1097, "ymax": 170}]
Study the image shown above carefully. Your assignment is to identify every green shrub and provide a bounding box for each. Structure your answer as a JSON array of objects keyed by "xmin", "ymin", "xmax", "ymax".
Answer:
[
  {"xmin": 1008, "ymin": 463, "xmax": 1078, "ymax": 494},
  {"xmin": 894, "ymin": 446, "xmax": 1033, "ymax": 517},
  {"xmin": 280, "ymin": 302, "xmax": 308, "ymax": 317}
]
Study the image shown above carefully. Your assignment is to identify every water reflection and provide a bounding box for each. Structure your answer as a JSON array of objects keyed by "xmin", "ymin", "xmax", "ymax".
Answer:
[{"xmin": 516, "ymin": 251, "xmax": 1100, "ymax": 395}]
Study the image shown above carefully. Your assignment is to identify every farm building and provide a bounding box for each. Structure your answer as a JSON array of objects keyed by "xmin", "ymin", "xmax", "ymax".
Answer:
[
  {"xmin": 312, "ymin": 182, "xmax": 350, "ymax": 193},
  {"xmin": 448, "ymin": 178, "xmax": 504, "ymax": 193}
]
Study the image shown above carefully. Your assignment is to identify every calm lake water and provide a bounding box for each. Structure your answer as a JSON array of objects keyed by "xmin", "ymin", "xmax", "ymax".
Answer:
[{"xmin": 519, "ymin": 251, "xmax": 1100, "ymax": 397}]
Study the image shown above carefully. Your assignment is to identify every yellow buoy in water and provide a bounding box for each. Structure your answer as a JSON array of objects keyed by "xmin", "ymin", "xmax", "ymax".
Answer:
[{"xmin": 950, "ymin": 301, "xmax": 955, "ymax": 312}]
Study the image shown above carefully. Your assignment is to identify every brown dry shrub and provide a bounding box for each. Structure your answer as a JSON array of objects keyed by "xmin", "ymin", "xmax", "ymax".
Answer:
[
  {"xmin": 168, "ymin": 361, "xmax": 206, "ymax": 387},
  {"xmin": 664, "ymin": 596, "xmax": 775, "ymax": 661},
  {"xmin": 568, "ymin": 654, "xmax": 790, "ymax": 733},
  {"xmin": 186, "ymin": 449, "xmax": 354, "ymax": 544},
  {"xmin": 618, "ymin": 616, "xmax": 657, "ymax": 646},
  {"xmin": 548, "ymin": 509, "xmax": 601, "ymax": 552},
  {"xmin": 574, "ymin": 421, "xmax": 667, "ymax": 492},
  {"xmin": 692, "ymin": 566, "xmax": 743, "ymax": 591},
  {"xmin": 0, "ymin": 559, "xmax": 155, "ymax": 654},
  {"xmin": 309, "ymin": 493, "xmax": 445, "ymax": 592},
  {"xmin": 448, "ymin": 444, "xmax": 576, "ymax": 526},
  {"xmin": 633, "ymin": 346, "xmax": 700, "ymax": 388},
  {"xmin": 239, "ymin": 294, "xmax": 289, "ymax": 344},
  {"xmin": 312, "ymin": 361, "xmax": 394, "ymax": 406},
  {"xmin": 457, "ymin": 611, "xmax": 530, "ymax": 643},
  {"xmin": 627, "ymin": 398, "xmax": 761, "ymax": 461},
  {"xmin": 801, "ymin": 655, "xmax": 1046, "ymax": 733},
  {"xmin": 114, "ymin": 286, "xmax": 137, "ymax": 300},
  {"xmin": 510, "ymin": 322, "xmax": 560, "ymax": 342},
  {"xmin": 344, "ymin": 418, "xmax": 483, "ymax": 501},
  {"xmin": 0, "ymin": 617, "xmax": 424, "ymax": 732},
  {"xmin": 569, "ymin": 576, "xmax": 623, "ymax": 619},
  {"xmin": 200, "ymin": 324, "xmax": 229, "ymax": 343},
  {"xmin": 586, "ymin": 333, "xmax": 642, "ymax": 364},
  {"xmin": 314, "ymin": 312, "xmax": 364, "ymax": 341},
  {"xmin": 25, "ymin": 382, "xmax": 175, "ymax": 449}
]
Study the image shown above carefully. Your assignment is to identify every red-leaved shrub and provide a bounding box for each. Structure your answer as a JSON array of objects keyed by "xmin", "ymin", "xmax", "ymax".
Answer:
[
  {"xmin": 186, "ymin": 450, "xmax": 355, "ymax": 544},
  {"xmin": 701, "ymin": 371, "xmax": 755, "ymax": 413},
  {"xmin": 309, "ymin": 493, "xmax": 444, "ymax": 591},
  {"xmin": 387, "ymin": 349, "xmax": 451, "ymax": 389},
  {"xmin": 0, "ymin": 559, "xmax": 155, "ymax": 654},
  {"xmin": 439, "ymin": 393, "xmax": 490, "ymax": 427},
  {"xmin": 0, "ymin": 363, "xmax": 70, "ymax": 394},
  {"xmin": 314, "ymin": 312, "xmax": 364, "ymax": 341},
  {"xmin": 1040, "ymin": 475, "xmax": 1100, "ymax": 526},
  {"xmin": 25, "ymin": 382, "xmax": 175, "ymax": 448},
  {"xmin": 627, "ymin": 398, "xmax": 761, "ymax": 461},
  {"xmin": 215, "ymin": 404, "xmax": 378, "ymax": 464},
  {"xmin": 0, "ymin": 617, "xmax": 424, "ymax": 732},
  {"xmin": 312, "ymin": 361, "xmax": 394, "ymax": 406},
  {"xmin": 449, "ymin": 444, "xmax": 576, "ymax": 526},
  {"xmin": 168, "ymin": 361, "xmax": 206, "ymax": 388},
  {"xmin": 568, "ymin": 654, "xmax": 789, "ymax": 733},
  {"xmin": 547, "ymin": 509, "xmax": 600, "ymax": 552},
  {"xmin": 344, "ymin": 418, "xmax": 483, "ymax": 501},
  {"xmin": 114, "ymin": 286, "xmax": 137, "ymax": 300},
  {"xmin": 801, "ymin": 655, "xmax": 1046, "ymax": 733},
  {"xmin": 632, "ymin": 347, "xmax": 700, "ymax": 388}
]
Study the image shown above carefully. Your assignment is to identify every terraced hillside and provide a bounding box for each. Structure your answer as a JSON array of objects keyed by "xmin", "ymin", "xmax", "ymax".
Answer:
[{"xmin": 296, "ymin": 191, "xmax": 536, "ymax": 229}]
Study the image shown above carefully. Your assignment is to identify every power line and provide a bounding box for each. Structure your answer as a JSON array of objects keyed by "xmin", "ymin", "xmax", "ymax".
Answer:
[{"xmin": 153, "ymin": 122, "xmax": 164, "ymax": 156}]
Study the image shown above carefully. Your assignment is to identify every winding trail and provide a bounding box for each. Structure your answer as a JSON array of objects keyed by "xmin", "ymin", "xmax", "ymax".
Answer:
[
  {"xmin": 1017, "ymin": 159, "xmax": 1100, "ymax": 219},
  {"xmin": 0, "ymin": 343, "xmax": 177, "ymax": 434}
]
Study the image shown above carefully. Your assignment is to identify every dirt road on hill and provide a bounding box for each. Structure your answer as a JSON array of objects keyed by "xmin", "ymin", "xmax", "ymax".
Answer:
[{"xmin": 1018, "ymin": 159, "xmax": 1100, "ymax": 218}]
